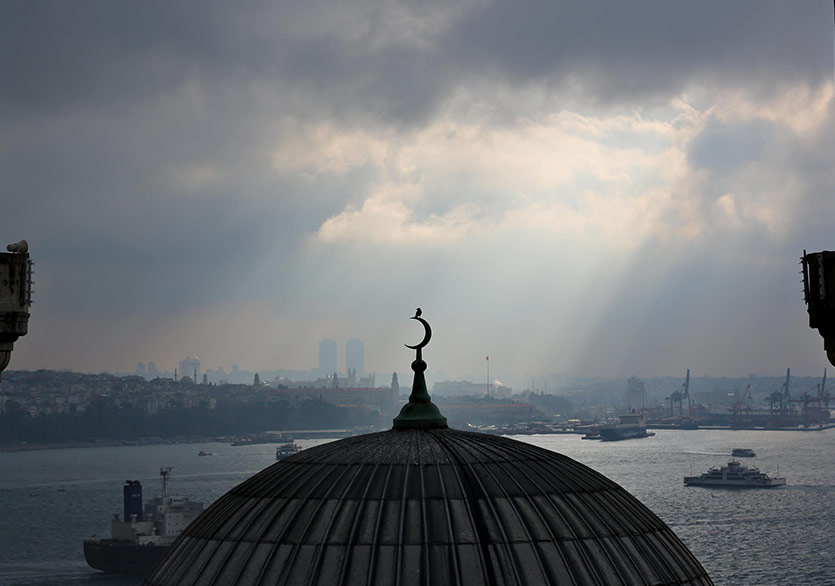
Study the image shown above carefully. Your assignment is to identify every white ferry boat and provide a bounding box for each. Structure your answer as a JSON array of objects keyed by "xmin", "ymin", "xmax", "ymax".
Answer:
[
  {"xmin": 276, "ymin": 441, "xmax": 302, "ymax": 460},
  {"xmin": 684, "ymin": 460, "xmax": 785, "ymax": 488},
  {"xmin": 731, "ymin": 448, "xmax": 756, "ymax": 458}
]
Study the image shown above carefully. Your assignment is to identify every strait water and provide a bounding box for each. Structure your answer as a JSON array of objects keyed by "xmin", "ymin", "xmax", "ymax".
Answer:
[{"xmin": 1, "ymin": 429, "xmax": 833, "ymax": 586}]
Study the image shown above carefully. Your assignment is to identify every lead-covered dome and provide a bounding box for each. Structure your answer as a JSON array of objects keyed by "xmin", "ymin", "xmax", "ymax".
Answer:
[
  {"xmin": 145, "ymin": 315, "xmax": 711, "ymax": 585},
  {"xmin": 145, "ymin": 427, "xmax": 711, "ymax": 585}
]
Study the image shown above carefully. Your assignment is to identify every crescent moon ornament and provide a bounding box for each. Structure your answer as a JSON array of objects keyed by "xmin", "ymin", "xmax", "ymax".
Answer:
[{"xmin": 405, "ymin": 316, "xmax": 432, "ymax": 350}]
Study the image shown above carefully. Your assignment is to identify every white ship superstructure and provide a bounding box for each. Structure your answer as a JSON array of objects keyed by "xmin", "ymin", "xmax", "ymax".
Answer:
[
  {"xmin": 684, "ymin": 461, "xmax": 785, "ymax": 488},
  {"xmin": 84, "ymin": 467, "xmax": 204, "ymax": 574},
  {"xmin": 275, "ymin": 441, "xmax": 302, "ymax": 460},
  {"xmin": 110, "ymin": 467, "xmax": 203, "ymax": 545},
  {"xmin": 598, "ymin": 413, "xmax": 652, "ymax": 441}
]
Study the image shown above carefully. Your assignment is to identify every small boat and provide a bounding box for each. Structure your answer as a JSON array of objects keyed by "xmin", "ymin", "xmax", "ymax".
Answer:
[
  {"xmin": 276, "ymin": 441, "xmax": 302, "ymax": 460},
  {"xmin": 198, "ymin": 451, "xmax": 213, "ymax": 456},
  {"xmin": 684, "ymin": 460, "xmax": 785, "ymax": 488},
  {"xmin": 731, "ymin": 448, "xmax": 756, "ymax": 458}
]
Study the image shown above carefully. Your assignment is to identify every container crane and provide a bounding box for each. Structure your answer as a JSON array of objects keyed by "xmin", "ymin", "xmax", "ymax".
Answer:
[
  {"xmin": 767, "ymin": 368, "xmax": 795, "ymax": 427},
  {"xmin": 732, "ymin": 384, "xmax": 753, "ymax": 427},
  {"xmin": 666, "ymin": 369, "xmax": 691, "ymax": 418},
  {"xmin": 792, "ymin": 369, "xmax": 830, "ymax": 427}
]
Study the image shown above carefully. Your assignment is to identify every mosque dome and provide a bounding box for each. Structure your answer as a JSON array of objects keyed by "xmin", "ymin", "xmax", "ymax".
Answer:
[{"xmin": 144, "ymin": 315, "xmax": 712, "ymax": 586}]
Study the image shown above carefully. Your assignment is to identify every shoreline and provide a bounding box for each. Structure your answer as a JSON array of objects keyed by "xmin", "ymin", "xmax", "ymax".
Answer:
[{"xmin": 0, "ymin": 437, "xmax": 221, "ymax": 453}]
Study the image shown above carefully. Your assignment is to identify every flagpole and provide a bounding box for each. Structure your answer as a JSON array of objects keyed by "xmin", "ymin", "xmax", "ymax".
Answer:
[{"xmin": 486, "ymin": 355, "xmax": 490, "ymax": 397}]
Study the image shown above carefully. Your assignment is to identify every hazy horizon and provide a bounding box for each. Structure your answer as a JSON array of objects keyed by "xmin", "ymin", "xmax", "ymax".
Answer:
[
  {"xmin": 3, "ymin": 1, "xmax": 834, "ymax": 380},
  {"xmin": 5, "ymin": 364, "xmax": 826, "ymax": 389}
]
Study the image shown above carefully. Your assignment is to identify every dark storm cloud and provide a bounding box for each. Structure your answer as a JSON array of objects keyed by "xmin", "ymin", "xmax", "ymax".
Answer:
[
  {"xmin": 0, "ymin": 0, "xmax": 447, "ymax": 125},
  {"xmin": 2, "ymin": 0, "xmax": 833, "ymax": 373},
  {"xmin": 3, "ymin": 1, "xmax": 831, "ymax": 122},
  {"xmin": 1, "ymin": 2, "xmax": 226, "ymax": 113},
  {"xmin": 442, "ymin": 2, "xmax": 833, "ymax": 100}
]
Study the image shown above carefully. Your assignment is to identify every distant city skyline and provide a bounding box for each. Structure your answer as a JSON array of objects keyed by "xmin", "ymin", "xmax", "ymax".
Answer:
[
  {"xmin": 18, "ymin": 358, "xmax": 830, "ymax": 401},
  {"xmin": 17, "ymin": 338, "xmax": 835, "ymax": 388},
  {"xmin": 121, "ymin": 337, "xmax": 374, "ymax": 385}
]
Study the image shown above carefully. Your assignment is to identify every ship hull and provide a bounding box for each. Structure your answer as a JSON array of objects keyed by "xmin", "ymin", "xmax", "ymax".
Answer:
[
  {"xmin": 683, "ymin": 478, "xmax": 785, "ymax": 488},
  {"xmin": 84, "ymin": 539, "xmax": 168, "ymax": 575},
  {"xmin": 598, "ymin": 426, "xmax": 651, "ymax": 441}
]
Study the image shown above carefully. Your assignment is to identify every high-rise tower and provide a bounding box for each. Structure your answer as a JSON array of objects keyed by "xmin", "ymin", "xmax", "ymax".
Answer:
[
  {"xmin": 345, "ymin": 338, "xmax": 364, "ymax": 376},
  {"xmin": 178, "ymin": 356, "xmax": 200, "ymax": 383},
  {"xmin": 627, "ymin": 376, "xmax": 646, "ymax": 412}
]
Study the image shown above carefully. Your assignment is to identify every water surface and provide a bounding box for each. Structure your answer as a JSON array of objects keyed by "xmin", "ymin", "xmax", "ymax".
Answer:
[{"xmin": 1, "ymin": 429, "xmax": 832, "ymax": 586}]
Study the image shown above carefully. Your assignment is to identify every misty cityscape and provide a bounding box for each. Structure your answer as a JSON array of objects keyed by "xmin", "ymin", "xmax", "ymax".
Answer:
[{"xmin": 3, "ymin": 1, "xmax": 835, "ymax": 585}]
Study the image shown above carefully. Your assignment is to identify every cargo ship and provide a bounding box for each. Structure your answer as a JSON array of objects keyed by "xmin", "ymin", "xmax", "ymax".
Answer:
[
  {"xmin": 597, "ymin": 413, "xmax": 654, "ymax": 441},
  {"xmin": 84, "ymin": 467, "xmax": 204, "ymax": 575}
]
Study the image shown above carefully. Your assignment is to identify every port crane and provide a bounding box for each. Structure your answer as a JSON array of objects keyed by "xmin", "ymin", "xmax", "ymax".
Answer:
[
  {"xmin": 766, "ymin": 368, "xmax": 795, "ymax": 427},
  {"xmin": 732, "ymin": 384, "xmax": 753, "ymax": 426},
  {"xmin": 791, "ymin": 369, "xmax": 830, "ymax": 427},
  {"xmin": 666, "ymin": 368, "xmax": 692, "ymax": 418}
]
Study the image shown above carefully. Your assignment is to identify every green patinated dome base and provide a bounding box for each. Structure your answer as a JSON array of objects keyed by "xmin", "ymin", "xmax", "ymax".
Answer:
[{"xmin": 393, "ymin": 401, "xmax": 447, "ymax": 429}]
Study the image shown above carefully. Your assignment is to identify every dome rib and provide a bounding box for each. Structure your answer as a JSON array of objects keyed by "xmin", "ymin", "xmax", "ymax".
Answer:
[
  {"xmin": 447, "ymin": 431, "xmax": 645, "ymax": 584},
  {"xmin": 293, "ymin": 459, "xmax": 363, "ymax": 585},
  {"xmin": 335, "ymin": 462, "xmax": 380, "ymax": 586},
  {"xmin": 448, "ymin": 434, "xmax": 620, "ymax": 584},
  {"xmin": 424, "ymin": 434, "xmax": 466, "ymax": 586},
  {"xmin": 436, "ymin": 430, "xmax": 545, "ymax": 585},
  {"xmin": 393, "ymin": 435, "xmax": 411, "ymax": 586},
  {"xmin": 200, "ymin": 497, "xmax": 273, "ymax": 583},
  {"xmin": 365, "ymin": 460, "xmax": 395, "ymax": 586},
  {"xmin": 306, "ymin": 456, "xmax": 370, "ymax": 584},
  {"xmin": 429, "ymin": 432, "xmax": 493, "ymax": 582},
  {"xmin": 475, "ymin": 438, "xmax": 691, "ymax": 585}
]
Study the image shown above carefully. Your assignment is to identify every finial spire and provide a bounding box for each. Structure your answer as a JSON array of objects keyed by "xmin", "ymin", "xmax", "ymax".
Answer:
[{"xmin": 393, "ymin": 311, "xmax": 447, "ymax": 429}]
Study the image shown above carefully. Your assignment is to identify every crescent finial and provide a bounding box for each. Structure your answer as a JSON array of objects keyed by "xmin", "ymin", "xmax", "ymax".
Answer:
[
  {"xmin": 405, "ymin": 315, "xmax": 432, "ymax": 350},
  {"xmin": 393, "ymin": 309, "xmax": 447, "ymax": 429}
]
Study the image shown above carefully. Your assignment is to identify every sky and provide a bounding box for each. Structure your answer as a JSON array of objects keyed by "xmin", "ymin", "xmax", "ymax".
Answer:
[{"xmin": 2, "ymin": 0, "xmax": 835, "ymax": 380}]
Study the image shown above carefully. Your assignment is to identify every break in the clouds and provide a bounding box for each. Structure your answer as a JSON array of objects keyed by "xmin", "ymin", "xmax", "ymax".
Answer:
[{"xmin": 2, "ymin": 1, "xmax": 834, "ymax": 379}]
